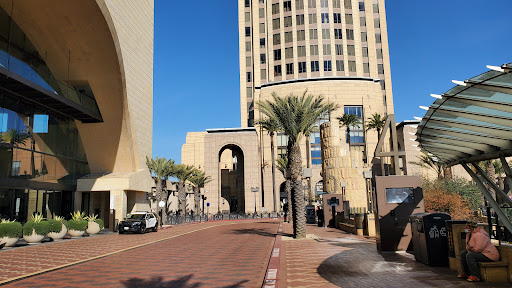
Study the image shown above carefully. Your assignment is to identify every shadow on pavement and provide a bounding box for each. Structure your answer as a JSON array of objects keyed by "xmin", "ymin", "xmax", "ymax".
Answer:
[
  {"xmin": 230, "ymin": 228, "xmax": 277, "ymax": 238},
  {"xmin": 121, "ymin": 275, "xmax": 249, "ymax": 288}
]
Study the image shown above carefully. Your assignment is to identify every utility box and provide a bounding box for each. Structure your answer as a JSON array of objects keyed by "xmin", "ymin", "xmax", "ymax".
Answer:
[
  {"xmin": 410, "ymin": 213, "xmax": 451, "ymax": 266},
  {"xmin": 374, "ymin": 175, "xmax": 424, "ymax": 251},
  {"xmin": 321, "ymin": 194, "xmax": 343, "ymax": 227},
  {"xmin": 306, "ymin": 205, "xmax": 316, "ymax": 224}
]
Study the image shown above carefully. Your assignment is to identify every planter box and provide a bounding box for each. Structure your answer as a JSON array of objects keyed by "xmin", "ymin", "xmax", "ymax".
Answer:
[
  {"xmin": 86, "ymin": 222, "xmax": 101, "ymax": 235},
  {"xmin": 68, "ymin": 229, "xmax": 85, "ymax": 237},
  {"xmin": 0, "ymin": 236, "xmax": 19, "ymax": 247},
  {"xmin": 23, "ymin": 230, "xmax": 44, "ymax": 244},
  {"xmin": 48, "ymin": 224, "xmax": 67, "ymax": 240}
]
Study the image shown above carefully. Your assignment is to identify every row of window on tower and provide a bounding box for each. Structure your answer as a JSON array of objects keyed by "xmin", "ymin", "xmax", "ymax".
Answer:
[{"xmin": 246, "ymin": 0, "xmax": 377, "ymax": 13}]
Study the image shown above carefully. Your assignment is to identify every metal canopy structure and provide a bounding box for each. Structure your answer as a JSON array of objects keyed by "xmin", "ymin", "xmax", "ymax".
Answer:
[
  {"xmin": 416, "ymin": 62, "xmax": 512, "ymax": 166},
  {"xmin": 416, "ymin": 62, "xmax": 512, "ymax": 234}
]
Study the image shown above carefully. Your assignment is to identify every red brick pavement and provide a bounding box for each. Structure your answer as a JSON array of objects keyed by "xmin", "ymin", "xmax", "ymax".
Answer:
[{"xmin": 1, "ymin": 220, "xmax": 280, "ymax": 287}]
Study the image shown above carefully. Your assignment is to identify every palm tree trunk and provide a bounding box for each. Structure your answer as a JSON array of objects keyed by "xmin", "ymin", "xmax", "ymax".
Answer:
[
  {"xmin": 486, "ymin": 160, "xmax": 496, "ymax": 200},
  {"xmin": 155, "ymin": 178, "xmax": 163, "ymax": 225},
  {"xmin": 286, "ymin": 179, "xmax": 292, "ymax": 222},
  {"xmin": 194, "ymin": 186, "xmax": 200, "ymax": 216},
  {"xmin": 178, "ymin": 181, "xmax": 187, "ymax": 216},
  {"xmin": 289, "ymin": 145, "xmax": 306, "ymax": 239},
  {"xmin": 270, "ymin": 133, "xmax": 277, "ymax": 212}
]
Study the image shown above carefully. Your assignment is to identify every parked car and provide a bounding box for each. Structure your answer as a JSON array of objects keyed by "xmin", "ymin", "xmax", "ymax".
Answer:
[{"xmin": 118, "ymin": 212, "xmax": 158, "ymax": 234}]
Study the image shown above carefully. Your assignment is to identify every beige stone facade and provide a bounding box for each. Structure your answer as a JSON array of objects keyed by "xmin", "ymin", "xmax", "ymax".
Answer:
[{"xmin": 0, "ymin": 0, "xmax": 155, "ymax": 223}]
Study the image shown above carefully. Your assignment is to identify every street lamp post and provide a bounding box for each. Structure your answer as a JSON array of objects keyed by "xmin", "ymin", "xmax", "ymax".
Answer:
[{"xmin": 250, "ymin": 187, "xmax": 259, "ymax": 214}]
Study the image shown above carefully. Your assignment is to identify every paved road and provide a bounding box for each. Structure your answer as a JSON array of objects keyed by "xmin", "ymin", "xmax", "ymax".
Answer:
[{"xmin": 2, "ymin": 220, "xmax": 280, "ymax": 288}]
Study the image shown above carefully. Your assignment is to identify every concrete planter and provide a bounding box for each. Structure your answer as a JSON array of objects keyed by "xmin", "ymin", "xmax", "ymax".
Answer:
[
  {"xmin": 68, "ymin": 229, "xmax": 85, "ymax": 237},
  {"xmin": 0, "ymin": 236, "xmax": 19, "ymax": 247},
  {"xmin": 86, "ymin": 221, "xmax": 101, "ymax": 235},
  {"xmin": 23, "ymin": 230, "xmax": 44, "ymax": 244},
  {"xmin": 48, "ymin": 224, "xmax": 67, "ymax": 240}
]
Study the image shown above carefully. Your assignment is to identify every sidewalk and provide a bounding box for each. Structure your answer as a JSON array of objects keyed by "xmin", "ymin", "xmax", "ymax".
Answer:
[{"xmin": 278, "ymin": 222, "xmax": 509, "ymax": 288}]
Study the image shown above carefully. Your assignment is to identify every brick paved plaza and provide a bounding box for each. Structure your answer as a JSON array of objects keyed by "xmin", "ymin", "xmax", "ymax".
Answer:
[{"xmin": 1, "ymin": 219, "xmax": 510, "ymax": 287}]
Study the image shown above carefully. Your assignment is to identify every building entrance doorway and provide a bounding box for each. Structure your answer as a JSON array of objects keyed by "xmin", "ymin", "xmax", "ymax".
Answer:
[{"xmin": 219, "ymin": 145, "xmax": 245, "ymax": 213}]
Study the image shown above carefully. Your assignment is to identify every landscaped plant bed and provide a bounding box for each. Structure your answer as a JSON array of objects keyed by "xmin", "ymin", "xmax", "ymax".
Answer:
[
  {"xmin": 0, "ymin": 220, "xmax": 22, "ymax": 247},
  {"xmin": 47, "ymin": 216, "xmax": 68, "ymax": 240},
  {"xmin": 67, "ymin": 211, "xmax": 88, "ymax": 237},
  {"xmin": 86, "ymin": 214, "xmax": 104, "ymax": 235},
  {"xmin": 23, "ymin": 214, "xmax": 49, "ymax": 244}
]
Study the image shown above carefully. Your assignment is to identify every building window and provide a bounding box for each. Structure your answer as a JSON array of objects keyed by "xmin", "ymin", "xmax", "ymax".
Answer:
[
  {"xmin": 360, "ymin": 16, "xmax": 366, "ymax": 26},
  {"xmin": 261, "ymin": 69, "xmax": 267, "ymax": 80},
  {"xmin": 322, "ymin": 29, "xmax": 330, "ymax": 39},
  {"xmin": 362, "ymin": 46, "xmax": 368, "ymax": 57},
  {"xmin": 333, "ymin": 13, "xmax": 341, "ymax": 23},
  {"xmin": 259, "ymin": 23, "xmax": 265, "ymax": 33},
  {"xmin": 324, "ymin": 60, "xmax": 332, "ymax": 71},
  {"xmin": 375, "ymin": 33, "xmax": 381, "ymax": 43},
  {"xmin": 12, "ymin": 161, "xmax": 21, "ymax": 176},
  {"xmin": 277, "ymin": 133, "xmax": 289, "ymax": 158},
  {"xmin": 380, "ymin": 80, "xmax": 386, "ymax": 90},
  {"xmin": 363, "ymin": 62, "xmax": 369, "ymax": 73},
  {"xmin": 347, "ymin": 45, "xmax": 355, "ymax": 56},
  {"xmin": 261, "ymin": 53, "xmax": 266, "ymax": 64},
  {"xmin": 272, "ymin": 3, "xmax": 280, "ymax": 14},
  {"xmin": 310, "ymin": 112, "xmax": 329, "ymax": 165},
  {"xmin": 245, "ymin": 27, "xmax": 251, "ymax": 37},
  {"xmin": 297, "ymin": 30, "xmax": 305, "ymax": 41},
  {"xmin": 247, "ymin": 72, "xmax": 252, "ymax": 82},
  {"xmin": 259, "ymin": 8, "xmax": 265, "ymax": 18},
  {"xmin": 273, "ymin": 33, "xmax": 281, "ymax": 45},
  {"xmin": 273, "ymin": 18, "xmax": 280, "ymax": 29},
  {"xmin": 299, "ymin": 61, "xmax": 307, "ymax": 73},
  {"xmin": 33, "ymin": 114, "xmax": 49, "ymax": 133},
  {"xmin": 246, "ymin": 56, "xmax": 252, "ymax": 67},
  {"xmin": 321, "ymin": 13, "xmax": 329, "ymax": 23},
  {"xmin": 296, "ymin": 14, "xmax": 305, "ymax": 25},
  {"xmin": 333, "ymin": 0, "xmax": 341, "ymax": 8},
  {"xmin": 377, "ymin": 48, "xmax": 383, "ymax": 59},
  {"xmin": 348, "ymin": 60, "xmax": 356, "ymax": 72},
  {"xmin": 260, "ymin": 38, "xmax": 265, "ymax": 48},
  {"xmin": 374, "ymin": 18, "xmax": 380, "ymax": 28},
  {"xmin": 344, "ymin": 106, "xmax": 364, "ymax": 145},
  {"xmin": 274, "ymin": 65, "xmax": 282, "ymax": 76},
  {"xmin": 309, "ymin": 29, "xmax": 318, "ymax": 39},
  {"xmin": 346, "ymin": 13, "xmax": 354, "ymax": 24},
  {"xmin": 323, "ymin": 44, "xmax": 331, "ymax": 55},
  {"xmin": 286, "ymin": 63, "xmax": 294, "ymax": 74},
  {"xmin": 296, "ymin": 0, "xmax": 305, "ymax": 9},
  {"xmin": 378, "ymin": 64, "xmax": 384, "ymax": 74},
  {"xmin": 361, "ymin": 32, "xmax": 367, "ymax": 42},
  {"xmin": 245, "ymin": 12, "xmax": 251, "ymax": 22},
  {"xmin": 346, "ymin": 29, "xmax": 354, "ymax": 40},
  {"xmin": 309, "ymin": 13, "xmax": 317, "ymax": 24},
  {"xmin": 298, "ymin": 46, "xmax": 306, "ymax": 57},
  {"xmin": 308, "ymin": 0, "xmax": 316, "ymax": 8},
  {"xmin": 246, "ymin": 41, "xmax": 251, "ymax": 52},
  {"xmin": 344, "ymin": 0, "xmax": 351, "ymax": 9},
  {"xmin": 335, "ymin": 44, "xmax": 343, "ymax": 55},
  {"xmin": 310, "ymin": 45, "xmax": 319, "ymax": 55},
  {"xmin": 311, "ymin": 61, "xmax": 319, "ymax": 72},
  {"xmin": 334, "ymin": 29, "xmax": 342, "ymax": 39},
  {"xmin": 274, "ymin": 49, "xmax": 282, "ymax": 61},
  {"xmin": 285, "ymin": 47, "xmax": 293, "ymax": 59},
  {"xmin": 259, "ymin": 0, "xmax": 265, "ymax": 3},
  {"xmin": 284, "ymin": 16, "xmax": 293, "ymax": 27},
  {"xmin": 245, "ymin": 0, "xmax": 250, "ymax": 7},
  {"xmin": 359, "ymin": 1, "xmax": 365, "ymax": 11},
  {"xmin": 336, "ymin": 60, "xmax": 344, "ymax": 71},
  {"xmin": 320, "ymin": 0, "xmax": 329, "ymax": 8},
  {"xmin": 284, "ymin": 1, "xmax": 292, "ymax": 12},
  {"xmin": 285, "ymin": 31, "xmax": 293, "ymax": 43},
  {"xmin": 247, "ymin": 87, "xmax": 252, "ymax": 98}
]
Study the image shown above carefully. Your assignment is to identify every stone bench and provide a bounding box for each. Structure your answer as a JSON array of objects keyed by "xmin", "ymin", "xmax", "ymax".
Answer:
[{"xmin": 478, "ymin": 246, "xmax": 509, "ymax": 283}]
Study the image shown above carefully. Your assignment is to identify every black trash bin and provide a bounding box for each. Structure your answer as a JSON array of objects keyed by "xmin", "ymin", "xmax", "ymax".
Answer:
[{"xmin": 410, "ymin": 212, "xmax": 451, "ymax": 266}]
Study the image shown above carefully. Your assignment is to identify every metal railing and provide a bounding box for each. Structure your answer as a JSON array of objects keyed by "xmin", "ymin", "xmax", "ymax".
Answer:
[{"xmin": 166, "ymin": 212, "xmax": 284, "ymax": 225}]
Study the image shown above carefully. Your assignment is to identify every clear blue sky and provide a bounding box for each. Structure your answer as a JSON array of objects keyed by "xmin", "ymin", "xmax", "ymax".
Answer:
[{"xmin": 153, "ymin": 1, "xmax": 511, "ymax": 163}]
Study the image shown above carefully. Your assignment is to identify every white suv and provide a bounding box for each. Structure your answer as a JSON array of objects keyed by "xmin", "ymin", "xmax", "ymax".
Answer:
[{"xmin": 118, "ymin": 211, "xmax": 158, "ymax": 234}]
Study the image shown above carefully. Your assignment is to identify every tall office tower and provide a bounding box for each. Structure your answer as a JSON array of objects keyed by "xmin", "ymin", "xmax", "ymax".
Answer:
[
  {"xmin": 239, "ymin": 0, "xmax": 393, "ymax": 127},
  {"xmin": 238, "ymin": 0, "xmax": 396, "ymax": 210}
]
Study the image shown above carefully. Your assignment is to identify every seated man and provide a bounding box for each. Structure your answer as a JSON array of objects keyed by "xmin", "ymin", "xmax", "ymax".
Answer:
[{"xmin": 458, "ymin": 221, "xmax": 500, "ymax": 282}]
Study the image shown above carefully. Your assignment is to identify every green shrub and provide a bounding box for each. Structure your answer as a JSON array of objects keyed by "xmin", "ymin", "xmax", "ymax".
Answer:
[
  {"xmin": 23, "ymin": 220, "xmax": 50, "ymax": 236},
  {"xmin": 67, "ymin": 219, "xmax": 88, "ymax": 231},
  {"xmin": 0, "ymin": 221, "xmax": 22, "ymax": 238},
  {"xmin": 48, "ymin": 219, "xmax": 63, "ymax": 233},
  {"xmin": 95, "ymin": 219, "xmax": 104, "ymax": 229}
]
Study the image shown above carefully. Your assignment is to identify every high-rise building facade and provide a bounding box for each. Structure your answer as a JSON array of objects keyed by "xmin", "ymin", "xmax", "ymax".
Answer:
[{"xmin": 239, "ymin": 0, "xmax": 394, "ymax": 127}]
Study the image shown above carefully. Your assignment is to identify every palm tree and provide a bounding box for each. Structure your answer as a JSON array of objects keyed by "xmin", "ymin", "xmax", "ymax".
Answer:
[
  {"xmin": 189, "ymin": 169, "xmax": 211, "ymax": 215},
  {"xmin": 172, "ymin": 164, "xmax": 196, "ymax": 216},
  {"xmin": 146, "ymin": 156, "xmax": 174, "ymax": 225},
  {"xmin": 337, "ymin": 113, "xmax": 361, "ymax": 146},
  {"xmin": 1, "ymin": 128, "xmax": 31, "ymax": 177},
  {"xmin": 258, "ymin": 91, "xmax": 337, "ymax": 239},
  {"xmin": 366, "ymin": 113, "xmax": 387, "ymax": 140},
  {"xmin": 409, "ymin": 151, "xmax": 444, "ymax": 178},
  {"xmin": 277, "ymin": 156, "xmax": 292, "ymax": 223},
  {"xmin": 256, "ymin": 117, "xmax": 280, "ymax": 212}
]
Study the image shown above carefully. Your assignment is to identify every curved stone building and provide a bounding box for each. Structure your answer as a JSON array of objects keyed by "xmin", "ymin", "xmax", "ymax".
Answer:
[{"xmin": 0, "ymin": 0, "xmax": 154, "ymax": 226}]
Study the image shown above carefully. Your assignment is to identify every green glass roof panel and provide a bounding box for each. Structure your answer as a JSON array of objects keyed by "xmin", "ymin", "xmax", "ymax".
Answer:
[
  {"xmin": 469, "ymin": 70, "xmax": 502, "ymax": 82},
  {"xmin": 444, "ymin": 85, "xmax": 467, "ymax": 96},
  {"xmin": 486, "ymin": 73, "xmax": 512, "ymax": 88}
]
